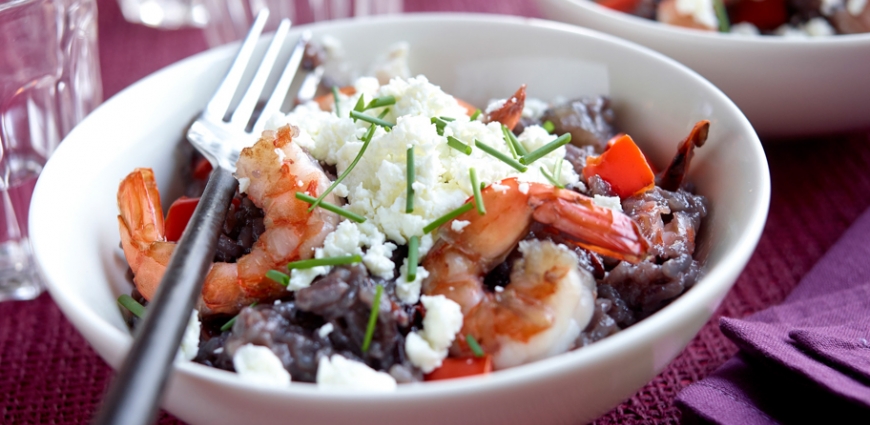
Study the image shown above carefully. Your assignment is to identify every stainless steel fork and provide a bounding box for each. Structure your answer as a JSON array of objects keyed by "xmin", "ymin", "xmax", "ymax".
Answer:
[{"xmin": 92, "ymin": 10, "xmax": 309, "ymax": 425}]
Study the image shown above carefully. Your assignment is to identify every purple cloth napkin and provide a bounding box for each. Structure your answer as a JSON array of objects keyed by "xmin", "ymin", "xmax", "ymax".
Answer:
[{"xmin": 676, "ymin": 207, "xmax": 870, "ymax": 424}]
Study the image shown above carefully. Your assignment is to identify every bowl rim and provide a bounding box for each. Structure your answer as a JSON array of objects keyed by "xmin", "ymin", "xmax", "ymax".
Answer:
[
  {"xmin": 32, "ymin": 12, "xmax": 771, "ymax": 401},
  {"xmin": 547, "ymin": 0, "xmax": 870, "ymax": 45}
]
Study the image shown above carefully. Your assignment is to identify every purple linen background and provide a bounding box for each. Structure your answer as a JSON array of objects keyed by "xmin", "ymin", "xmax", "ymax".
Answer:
[
  {"xmin": 676, "ymin": 206, "xmax": 870, "ymax": 423},
  {"xmin": 2, "ymin": 0, "xmax": 870, "ymax": 423}
]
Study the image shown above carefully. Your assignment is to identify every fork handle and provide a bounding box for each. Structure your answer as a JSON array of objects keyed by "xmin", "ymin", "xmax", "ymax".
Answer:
[{"xmin": 93, "ymin": 167, "xmax": 238, "ymax": 425}]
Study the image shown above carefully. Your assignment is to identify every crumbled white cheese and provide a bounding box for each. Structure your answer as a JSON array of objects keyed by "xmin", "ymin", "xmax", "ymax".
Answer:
[
  {"xmin": 404, "ymin": 332, "xmax": 446, "ymax": 373},
  {"xmin": 176, "ymin": 310, "xmax": 200, "ymax": 361},
  {"xmin": 276, "ymin": 76, "xmax": 579, "ymax": 282},
  {"xmin": 420, "ymin": 295, "xmax": 463, "ymax": 351},
  {"xmin": 288, "ymin": 248, "xmax": 330, "ymax": 290},
  {"xmin": 518, "ymin": 182, "xmax": 530, "ymax": 194},
  {"xmin": 593, "ymin": 195, "xmax": 623, "ymax": 212},
  {"xmin": 730, "ymin": 22, "xmax": 761, "ymax": 36},
  {"xmin": 317, "ymin": 323, "xmax": 334, "ymax": 339},
  {"xmin": 233, "ymin": 344, "xmax": 291, "ymax": 386},
  {"xmin": 804, "ymin": 17, "xmax": 836, "ymax": 36},
  {"xmin": 404, "ymin": 295, "xmax": 463, "ymax": 373},
  {"xmin": 675, "ymin": 0, "xmax": 718, "ymax": 30},
  {"xmin": 848, "ymin": 0, "xmax": 867, "ymax": 16},
  {"xmin": 316, "ymin": 354, "xmax": 397, "ymax": 391},
  {"xmin": 396, "ymin": 259, "xmax": 429, "ymax": 305},
  {"xmin": 237, "ymin": 177, "xmax": 250, "ymax": 194},
  {"xmin": 451, "ymin": 220, "xmax": 471, "ymax": 233},
  {"xmin": 821, "ymin": 0, "xmax": 844, "ymax": 15},
  {"xmin": 522, "ymin": 98, "xmax": 549, "ymax": 120},
  {"xmin": 775, "ymin": 24, "xmax": 809, "ymax": 37}
]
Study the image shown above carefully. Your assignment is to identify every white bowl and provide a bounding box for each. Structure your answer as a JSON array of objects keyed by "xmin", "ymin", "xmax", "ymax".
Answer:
[
  {"xmin": 30, "ymin": 14, "xmax": 769, "ymax": 425},
  {"xmin": 538, "ymin": 0, "xmax": 870, "ymax": 138}
]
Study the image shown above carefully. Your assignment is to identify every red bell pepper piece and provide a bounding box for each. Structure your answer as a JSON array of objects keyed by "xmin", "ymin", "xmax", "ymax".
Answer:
[
  {"xmin": 597, "ymin": 0, "xmax": 642, "ymax": 13},
  {"xmin": 424, "ymin": 356, "xmax": 493, "ymax": 381},
  {"xmin": 583, "ymin": 134, "xmax": 656, "ymax": 199},
  {"xmin": 164, "ymin": 197, "xmax": 200, "ymax": 242},
  {"xmin": 729, "ymin": 0, "xmax": 788, "ymax": 31}
]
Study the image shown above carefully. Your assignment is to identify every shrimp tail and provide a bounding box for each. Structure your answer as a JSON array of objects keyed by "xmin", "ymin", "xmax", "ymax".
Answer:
[
  {"xmin": 529, "ymin": 186, "xmax": 651, "ymax": 263},
  {"xmin": 117, "ymin": 167, "xmax": 165, "ymax": 244},
  {"xmin": 486, "ymin": 84, "xmax": 526, "ymax": 131},
  {"xmin": 657, "ymin": 120, "xmax": 709, "ymax": 192},
  {"xmin": 117, "ymin": 168, "xmax": 174, "ymax": 301}
]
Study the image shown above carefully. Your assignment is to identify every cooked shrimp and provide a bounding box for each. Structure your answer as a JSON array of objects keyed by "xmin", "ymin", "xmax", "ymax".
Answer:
[
  {"xmin": 485, "ymin": 85, "xmax": 526, "ymax": 131},
  {"xmin": 657, "ymin": 120, "xmax": 709, "ymax": 191},
  {"xmin": 421, "ymin": 178, "xmax": 649, "ymax": 368},
  {"xmin": 656, "ymin": 0, "xmax": 718, "ymax": 31},
  {"xmin": 117, "ymin": 125, "xmax": 339, "ymax": 315},
  {"xmin": 831, "ymin": 1, "xmax": 870, "ymax": 34}
]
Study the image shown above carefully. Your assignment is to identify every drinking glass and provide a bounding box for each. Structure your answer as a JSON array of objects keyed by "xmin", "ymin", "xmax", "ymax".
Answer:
[
  {"xmin": 0, "ymin": 0, "xmax": 102, "ymax": 301},
  {"xmin": 117, "ymin": 0, "xmax": 403, "ymax": 47}
]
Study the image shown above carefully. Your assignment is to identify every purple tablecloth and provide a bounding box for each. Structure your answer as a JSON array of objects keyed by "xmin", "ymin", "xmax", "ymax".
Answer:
[{"xmin": 2, "ymin": 0, "xmax": 869, "ymax": 423}]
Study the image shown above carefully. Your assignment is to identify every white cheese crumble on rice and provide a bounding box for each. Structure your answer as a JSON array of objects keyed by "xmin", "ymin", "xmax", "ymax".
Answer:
[
  {"xmin": 316, "ymin": 354, "xmax": 397, "ymax": 391},
  {"xmin": 404, "ymin": 295, "xmax": 463, "ymax": 373},
  {"xmin": 177, "ymin": 310, "xmax": 200, "ymax": 361},
  {"xmin": 274, "ymin": 75, "xmax": 579, "ymax": 286},
  {"xmin": 233, "ymin": 344, "xmax": 291, "ymax": 386},
  {"xmin": 317, "ymin": 322, "xmax": 334, "ymax": 339},
  {"xmin": 593, "ymin": 195, "xmax": 623, "ymax": 212}
]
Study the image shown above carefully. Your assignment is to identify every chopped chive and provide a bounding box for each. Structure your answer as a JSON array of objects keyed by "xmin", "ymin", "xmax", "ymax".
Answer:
[
  {"xmin": 377, "ymin": 108, "xmax": 390, "ymax": 119},
  {"xmin": 118, "ymin": 294, "xmax": 145, "ymax": 319},
  {"xmin": 502, "ymin": 124, "xmax": 527, "ymax": 156},
  {"xmin": 220, "ymin": 302, "xmax": 258, "ymax": 332},
  {"xmin": 541, "ymin": 166, "xmax": 565, "ymax": 189},
  {"xmin": 331, "ymin": 86, "xmax": 341, "ymax": 117},
  {"xmin": 469, "ymin": 109, "xmax": 482, "ymax": 121},
  {"xmin": 361, "ymin": 284, "xmax": 383, "ymax": 353},
  {"xmin": 361, "ymin": 121, "xmax": 377, "ymax": 142},
  {"xmin": 307, "ymin": 128, "xmax": 375, "ymax": 212},
  {"xmin": 406, "ymin": 235, "xmax": 419, "ymax": 282},
  {"xmin": 406, "ymin": 148, "xmax": 415, "ymax": 213},
  {"xmin": 502, "ymin": 129, "xmax": 518, "ymax": 159},
  {"xmin": 714, "ymin": 0, "xmax": 730, "ymax": 33},
  {"xmin": 446, "ymin": 136, "xmax": 472, "ymax": 155},
  {"xmin": 431, "ymin": 116, "xmax": 449, "ymax": 136},
  {"xmin": 466, "ymin": 334, "xmax": 485, "ymax": 357},
  {"xmin": 423, "ymin": 202, "xmax": 474, "ymax": 234},
  {"xmin": 350, "ymin": 110, "xmax": 394, "ymax": 129},
  {"xmin": 521, "ymin": 133, "xmax": 572, "ymax": 165},
  {"xmin": 439, "ymin": 116, "xmax": 455, "ymax": 122},
  {"xmin": 353, "ymin": 94, "xmax": 365, "ymax": 113},
  {"xmin": 365, "ymin": 95, "xmax": 396, "ymax": 110},
  {"xmin": 286, "ymin": 254, "xmax": 362, "ymax": 270},
  {"xmin": 474, "ymin": 139, "xmax": 528, "ymax": 172},
  {"xmin": 296, "ymin": 192, "xmax": 366, "ymax": 223},
  {"xmin": 555, "ymin": 157, "xmax": 563, "ymax": 182},
  {"xmin": 266, "ymin": 269, "xmax": 290, "ymax": 286},
  {"xmin": 470, "ymin": 168, "xmax": 486, "ymax": 215},
  {"xmin": 542, "ymin": 120, "xmax": 555, "ymax": 134}
]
